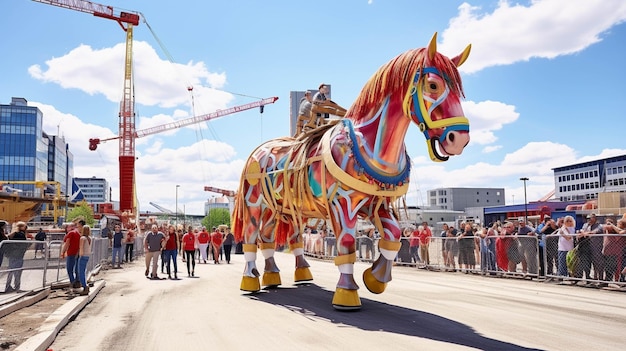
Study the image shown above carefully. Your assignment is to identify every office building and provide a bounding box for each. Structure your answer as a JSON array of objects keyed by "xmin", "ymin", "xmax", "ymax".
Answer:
[
  {"xmin": 0, "ymin": 97, "xmax": 73, "ymax": 196},
  {"xmin": 74, "ymin": 176, "xmax": 110, "ymax": 203},
  {"xmin": 554, "ymin": 154, "xmax": 626, "ymax": 201},
  {"xmin": 427, "ymin": 187, "xmax": 505, "ymax": 211}
]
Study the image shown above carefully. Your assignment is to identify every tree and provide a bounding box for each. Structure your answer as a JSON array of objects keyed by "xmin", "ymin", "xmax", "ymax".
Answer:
[
  {"xmin": 67, "ymin": 202, "xmax": 95, "ymax": 227},
  {"xmin": 203, "ymin": 208, "xmax": 230, "ymax": 230}
]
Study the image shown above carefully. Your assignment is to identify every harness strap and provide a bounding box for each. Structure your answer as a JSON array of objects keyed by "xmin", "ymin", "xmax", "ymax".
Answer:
[{"xmin": 320, "ymin": 127, "xmax": 409, "ymax": 197}]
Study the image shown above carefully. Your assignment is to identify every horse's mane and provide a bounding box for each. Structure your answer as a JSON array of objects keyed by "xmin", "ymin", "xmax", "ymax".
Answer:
[{"xmin": 347, "ymin": 48, "xmax": 465, "ymax": 123}]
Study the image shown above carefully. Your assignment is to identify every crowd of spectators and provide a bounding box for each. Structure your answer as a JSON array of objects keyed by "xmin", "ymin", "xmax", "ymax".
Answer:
[{"xmin": 302, "ymin": 214, "xmax": 626, "ymax": 288}]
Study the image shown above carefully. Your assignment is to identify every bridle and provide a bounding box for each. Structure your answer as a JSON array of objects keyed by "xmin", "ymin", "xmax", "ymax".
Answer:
[{"xmin": 402, "ymin": 67, "xmax": 469, "ymax": 161}]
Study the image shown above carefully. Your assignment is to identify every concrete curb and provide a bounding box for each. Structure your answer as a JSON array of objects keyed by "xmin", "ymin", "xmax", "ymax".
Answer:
[
  {"xmin": 15, "ymin": 279, "xmax": 106, "ymax": 351},
  {"xmin": 0, "ymin": 288, "xmax": 50, "ymax": 319}
]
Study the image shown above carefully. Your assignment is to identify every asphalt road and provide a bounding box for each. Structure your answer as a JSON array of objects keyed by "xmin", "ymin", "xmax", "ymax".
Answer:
[{"xmin": 48, "ymin": 252, "xmax": 626, "ymax": 351}]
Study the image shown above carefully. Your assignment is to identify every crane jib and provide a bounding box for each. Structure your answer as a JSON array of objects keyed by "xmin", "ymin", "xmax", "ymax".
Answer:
[{"xmin": 135, "ymin": 97, "xmax": 279, "ymax": 138}]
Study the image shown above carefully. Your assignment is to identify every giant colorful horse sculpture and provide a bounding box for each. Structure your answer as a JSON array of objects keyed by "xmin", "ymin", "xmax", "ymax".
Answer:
[{"xmin": 233, "ymin": 33, "xmax": 471, "ymax": 310}]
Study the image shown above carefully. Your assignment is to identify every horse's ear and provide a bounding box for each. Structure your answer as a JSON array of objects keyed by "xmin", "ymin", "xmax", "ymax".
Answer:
[
  {"xmin": 428, "ymin": 32, "xmax": 438, "ymax": 60},
  {"xmin": 451, "ymin": 44, "xmax": 472, "ymax": 67}
]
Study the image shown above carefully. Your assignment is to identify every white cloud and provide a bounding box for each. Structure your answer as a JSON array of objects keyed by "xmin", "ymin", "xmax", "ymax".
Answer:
[
  {"xmin": 439, "ymin": 0, "xmax": 626, "ymax": 73},
  {"xmin": 28, "ymin": 41, "xmax": 233, "ymax": 110},
  {"xmin": 482, "ymin": 145, "xmax": 502, "ymax": 153}
]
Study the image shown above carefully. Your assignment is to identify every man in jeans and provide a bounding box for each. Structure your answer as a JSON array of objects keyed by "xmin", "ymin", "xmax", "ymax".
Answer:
[
  {"xmin": 144, "ymin": 225, "xmax": 165, "ymax": 279},
  {"xmin": 61, "ymin": 219, "xmax": 83, "ymax": 289},
  {"xmin": 111, "ymin": 224, "xmax": 124, "ymax": 268}
]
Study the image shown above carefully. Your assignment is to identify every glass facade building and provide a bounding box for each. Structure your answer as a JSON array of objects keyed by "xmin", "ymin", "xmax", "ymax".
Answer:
[{"xmin": 0, "ymin": 97, "xmax": 72, "ymax": 196}]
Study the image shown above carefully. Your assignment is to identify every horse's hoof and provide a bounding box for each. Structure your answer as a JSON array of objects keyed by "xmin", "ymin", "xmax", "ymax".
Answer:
[
  {"xmin": 294, "ymin": 267, "xmax": 313, "ymax": 282},
  {"xmin": 332, "ymin": 288, "xmax": 361, "ymax": 310},
  {"xmin": 240, "ymin": 276, "xmax": 261, "ymax": 292},
  {"xmin": 363, "ymin": 267, "xmax": 387, "ymax": 294},
  {"xmin": 262, "ymin": 271, "xmax": 282, "ymax": 287}
]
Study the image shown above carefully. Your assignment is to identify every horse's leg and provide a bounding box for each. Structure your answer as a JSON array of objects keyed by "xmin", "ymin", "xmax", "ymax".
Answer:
[
  {"xmin": 328, "ymin": 197, "xmax": 361, "ymax": 310},
  {"xmin": 240, "ymin": 185, "xmax": 264, "ymax": 292},
  {"xmin": 260, "ymin": 212, "xmax": 281, "ymax": 287},
  {"xmin": 287, "ymin": 221, "xmax": 313, "ymax": 282},
  {"xmin": 363, "ymin": 204, "xmax": 402, "ymax": 294}
]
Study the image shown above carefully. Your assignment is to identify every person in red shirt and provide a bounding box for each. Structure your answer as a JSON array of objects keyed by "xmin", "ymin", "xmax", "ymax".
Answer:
[
  {"xmin": 61, "ymin": 219, "xmax": 83, "ymax": 288},
  {"xmin": 124, "ymin": 227, "xmax": 135, "ymax": 262},
  {"xmin": 182, "ymin": 229, "xmax": 196, "ymax": 277},
  {"xmin": 418, "ymin": 221, "xmax": 433, "ymax": 265},
  {"xmin": 164, "ymin": 225, "xmax": 179, "ymax": 279},
  {"xmin": 409, "ymin": 227, "xmax": 421, "ymax": 264},
  {"xmin": 210, "ymin": 227, "xmax": 223, "ymax": 264},
  {"xmin": 197, "ymin": 227, "xmax": 210, "ymax": 264}
]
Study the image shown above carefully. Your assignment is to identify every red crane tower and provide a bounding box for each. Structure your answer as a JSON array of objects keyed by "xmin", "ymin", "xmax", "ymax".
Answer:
[{"xmin": 33, "ymin": 0, "xmax": 140, "ymax": 214}]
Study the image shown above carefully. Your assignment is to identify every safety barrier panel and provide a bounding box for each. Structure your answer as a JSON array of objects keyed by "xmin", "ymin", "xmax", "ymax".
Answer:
[{"xmin": 0, "ymin": 235, "xmax": 145, "ymax": 294}]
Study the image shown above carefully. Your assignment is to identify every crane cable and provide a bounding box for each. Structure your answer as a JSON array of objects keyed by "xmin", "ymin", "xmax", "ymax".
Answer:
[
  {"xmin": 142, "ymin": 14, "xmax": 266, "ymax": 194},
  {"xmin": 188, "ymin": 87, "xmax": 215, "ymax": 186},
  {"xmin": 141, "ymin": 14, "xmax": 263, "ymax": 100}
]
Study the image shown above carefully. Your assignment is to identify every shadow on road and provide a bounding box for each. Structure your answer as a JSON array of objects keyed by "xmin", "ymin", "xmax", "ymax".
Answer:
[{"xmin": 246, "ymin": 283, "xmax": 543, "ymax": 351}]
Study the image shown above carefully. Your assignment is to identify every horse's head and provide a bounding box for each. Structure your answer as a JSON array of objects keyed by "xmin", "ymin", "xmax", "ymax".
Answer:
[
  {"xmin": 347, "ymin": 33, "xmax": 471, "ymax": 162},
  {"xmin": 403, "ymin": 33, "xmax": 471, "ymax": 162}
]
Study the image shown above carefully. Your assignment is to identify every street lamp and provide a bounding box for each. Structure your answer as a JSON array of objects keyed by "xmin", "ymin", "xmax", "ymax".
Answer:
[
  {"xmin": 175, "ymin": 184, "xmax": 180, "ymax": 228},
  {"xmin": 520, "ymin": 177, "xmax": 529, "ymax": 224}
]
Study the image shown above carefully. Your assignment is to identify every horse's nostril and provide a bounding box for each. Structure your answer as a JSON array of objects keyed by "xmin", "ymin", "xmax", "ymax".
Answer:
[{"xmin": 448, "ymin": 133, "xmax": 455, "ymax": 142}]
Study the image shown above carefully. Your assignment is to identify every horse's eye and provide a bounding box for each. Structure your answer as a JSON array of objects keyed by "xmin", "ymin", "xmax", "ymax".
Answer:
[{"xmin": 429, "ymin": 83, "xmax": 438, "ymax": 90}]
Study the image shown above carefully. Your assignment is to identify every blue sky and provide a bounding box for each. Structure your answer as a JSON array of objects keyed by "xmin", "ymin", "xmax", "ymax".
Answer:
[{"xmin": 2, "ymin": 0, "xmax": 626, "ymax": 215}]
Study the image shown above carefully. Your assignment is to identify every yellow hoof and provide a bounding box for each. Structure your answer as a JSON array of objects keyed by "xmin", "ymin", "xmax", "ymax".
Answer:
[
  {"xmin": 294, "ymin": 267, "xmax": 313, "ymax": 282},
  {"xmin": 240, "ymin": 276, "xmax": 261, "ymax": 292},
  {"xmin": 332, "ymin": 288, "xmax": 361, "ymax": 310},
  {"xmin": 262, "ymin": 271, "xmax": 282, "ymax": 287},
  {"xmin": 363, "ymin": 267, "xmax": 387, "ymax": 294}
]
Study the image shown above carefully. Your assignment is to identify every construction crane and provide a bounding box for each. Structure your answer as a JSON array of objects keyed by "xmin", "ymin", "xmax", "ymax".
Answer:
[
  {"xmin": 35, "ymin": 0, "xmax": 278, "ymax": 217},
  {"xmin": 148, "ymin": 202, "xmax": 174, "ymax": 214},
  {"xmin": 89, "ymin": 96, "xmax": 279, "ymax": 149},
  {"xmin": 204, "ymin": 186, "xmax": 236, "ymax": 213},
  {"xmin": 33, "ymin": 0, "xmax": 141, "ymax": 215}
]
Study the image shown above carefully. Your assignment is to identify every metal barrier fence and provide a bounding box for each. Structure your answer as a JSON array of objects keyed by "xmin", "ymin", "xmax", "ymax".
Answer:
[
  {"xmin": 0, "ymin": 235, "xmax": 145, "ymax": 294},
  {"xmin": 302, "ymin": 233, "xmax": 626, "ymax": 288}
]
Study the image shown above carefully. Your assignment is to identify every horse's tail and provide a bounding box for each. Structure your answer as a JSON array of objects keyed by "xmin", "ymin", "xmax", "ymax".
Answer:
[
  {"xmin": 275, "ymin": 219, "xmax": 291, "ymax": 248},
  {"xmin": 232, "ymin": 174, "xmax": 248, "ymax": 243},
  {"xmin": 231, "ymin": 195, "xmax": 244, "ymax": 243}
]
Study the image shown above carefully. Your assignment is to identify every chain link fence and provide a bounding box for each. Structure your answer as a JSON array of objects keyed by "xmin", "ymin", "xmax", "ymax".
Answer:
[{"xmin": 302, "ymin": 232, "xmax": 626, "ymax": 288}]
